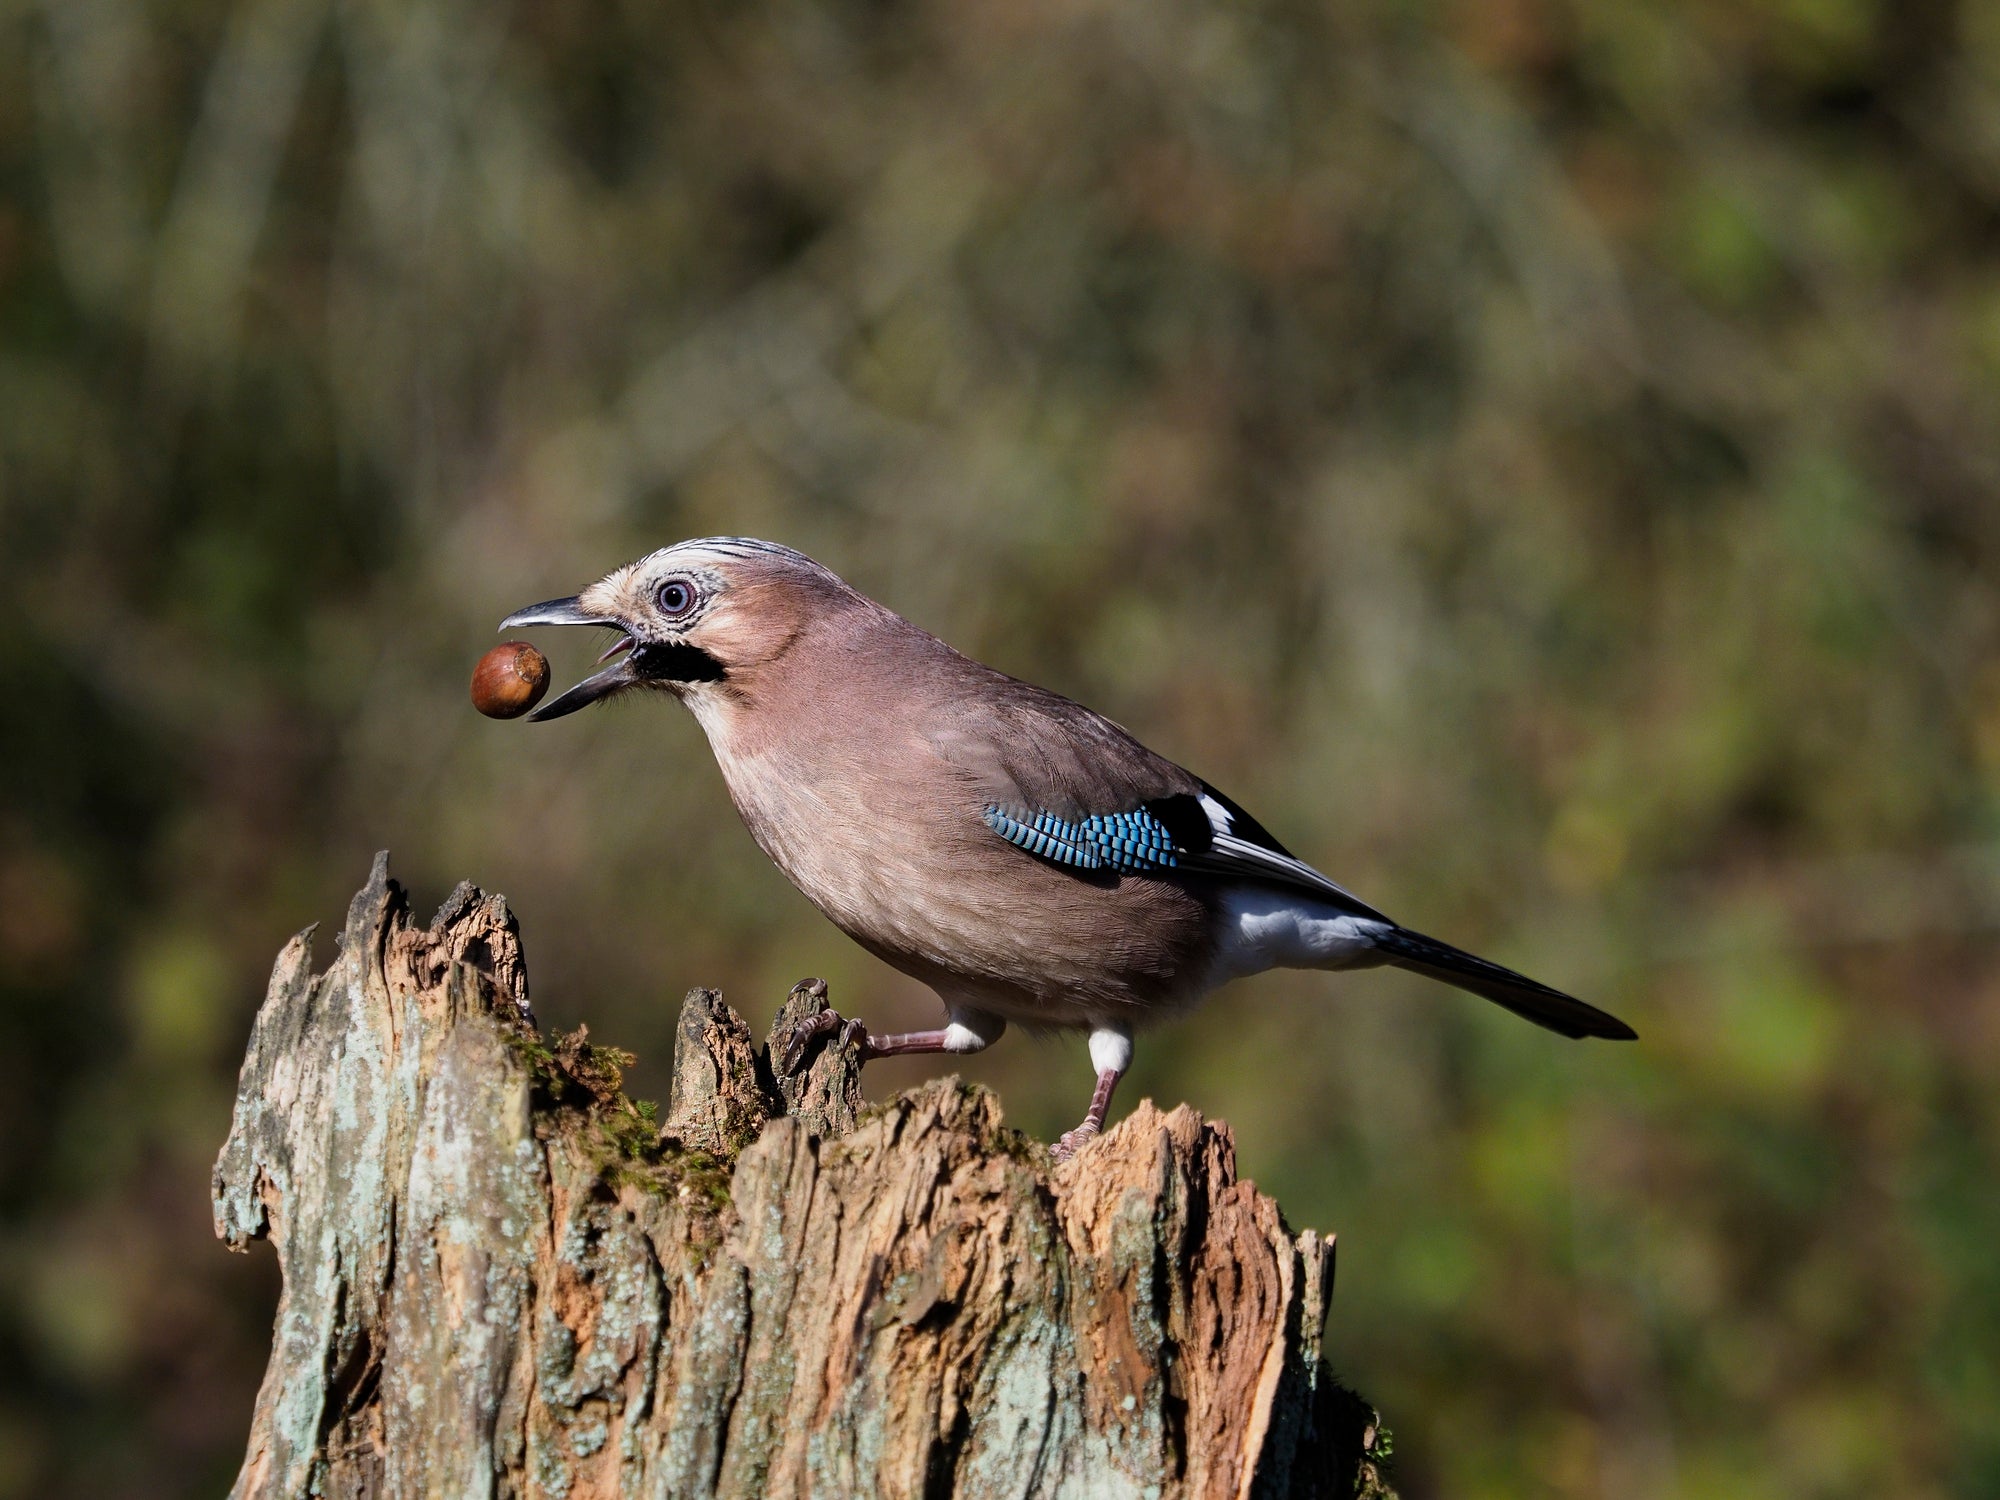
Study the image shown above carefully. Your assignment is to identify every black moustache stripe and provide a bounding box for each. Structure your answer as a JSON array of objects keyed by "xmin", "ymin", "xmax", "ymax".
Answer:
[{"xmin": 633, "ymin": 641, "xmax": 726, "ymax": 684}]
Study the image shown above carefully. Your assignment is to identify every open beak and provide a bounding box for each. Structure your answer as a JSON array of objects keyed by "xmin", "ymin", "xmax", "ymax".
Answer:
[
  {"xmin": 497, "ymin": 596, "xmax": 637, "ymax": 721},
  {"xmin": 498, "ymin": 597, "xmax": 598, "ymax": 629}
]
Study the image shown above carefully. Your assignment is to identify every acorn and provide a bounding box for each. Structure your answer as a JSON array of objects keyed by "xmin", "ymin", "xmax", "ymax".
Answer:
[{"xmin": 471, "ymin": 642, "xmax": 551, "ymax": 719}]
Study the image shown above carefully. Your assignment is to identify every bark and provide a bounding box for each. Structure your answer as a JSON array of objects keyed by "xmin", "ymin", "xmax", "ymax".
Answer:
[{"xmin": 213, "ymin": 853, "xmax": 1396, "ymax": 1499}]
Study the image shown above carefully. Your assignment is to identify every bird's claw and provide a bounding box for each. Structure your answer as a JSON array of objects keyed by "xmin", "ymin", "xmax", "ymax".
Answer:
[
  {"xmin": 1051, "ymin": 1118, "xmax": 1101, "ymax": 1164},
  {"xmin": 780, "ymin": 1008, "xmax": 870, "ymax": 1074}
]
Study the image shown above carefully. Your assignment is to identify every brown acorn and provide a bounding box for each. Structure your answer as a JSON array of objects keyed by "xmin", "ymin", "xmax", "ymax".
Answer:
[{"xmin": 471, "ymin": 641, "xmax": 551, "ymax": 719}]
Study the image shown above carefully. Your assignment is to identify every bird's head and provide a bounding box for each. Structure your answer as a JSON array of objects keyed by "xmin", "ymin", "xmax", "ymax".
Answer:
[{"xmin": 498, "ymin": 537, "xmax": 853, "ymax": 720}]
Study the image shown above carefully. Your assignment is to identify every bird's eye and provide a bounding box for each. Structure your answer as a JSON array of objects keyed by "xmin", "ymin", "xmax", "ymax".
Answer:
[{"xmin": 656, "ymin": 579, "xmax": 696, "ymax": 618}]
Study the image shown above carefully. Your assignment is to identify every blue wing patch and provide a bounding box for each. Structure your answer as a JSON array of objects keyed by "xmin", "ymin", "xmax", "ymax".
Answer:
[{"xmin": 982, "ymin": 805, "xmax": 1180, "ymax": 874}]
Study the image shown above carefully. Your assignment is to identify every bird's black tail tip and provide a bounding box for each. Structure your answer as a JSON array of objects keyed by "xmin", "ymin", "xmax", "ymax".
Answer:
[{"xmin": 1372, "ymin": 926, "xmax": 1636, "ymax": 1041}]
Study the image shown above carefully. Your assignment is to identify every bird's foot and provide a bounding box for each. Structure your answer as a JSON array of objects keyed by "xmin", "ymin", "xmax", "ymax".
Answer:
[
  {"xmin": 1051, "ymin": 1061, "xmax": 1124, "ymax": 1163},
  {"xmin": 780, "ymin": 1008, "xmax": 870, "ymax": 1074},
  {"xmin": 1050, "ymin": 1118, "xmax": 1100, "ymax": 1164}
]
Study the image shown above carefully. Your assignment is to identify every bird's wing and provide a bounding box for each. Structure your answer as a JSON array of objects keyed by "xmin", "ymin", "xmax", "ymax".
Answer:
[
  {"xmin": 926, "ymin": 674, "xmax": 1198, "ymax": 819},
  {"xmin": 1173, "ymin": 783, "xmax": 1389, "ymax": 921},
  {"xmin": 927, "ymin": 677, "xmax": 1388, "ymax": 921}
]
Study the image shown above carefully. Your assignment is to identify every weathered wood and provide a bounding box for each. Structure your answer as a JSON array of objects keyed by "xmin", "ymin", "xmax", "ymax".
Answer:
[{"xmin": 214, "ymin": 854, "xmax": 1395, "ymax": 1498}]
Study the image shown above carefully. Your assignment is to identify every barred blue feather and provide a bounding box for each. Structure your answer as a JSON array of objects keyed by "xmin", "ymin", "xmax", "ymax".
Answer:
[{"xmin": 983, "ymin": 805, "xmax": 1179, "ymax": 873}]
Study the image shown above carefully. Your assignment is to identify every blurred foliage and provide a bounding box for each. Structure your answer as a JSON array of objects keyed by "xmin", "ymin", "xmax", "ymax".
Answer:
[{"xmin": 3, "ymin": 0, "xmax": 1999, "ymax": 1494}]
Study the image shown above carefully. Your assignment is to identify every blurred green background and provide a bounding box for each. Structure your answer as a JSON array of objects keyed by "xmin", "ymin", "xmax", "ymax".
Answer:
[{"xmin": 4, "ymin": 0, "xmax": 1998, "ymax": 1494}]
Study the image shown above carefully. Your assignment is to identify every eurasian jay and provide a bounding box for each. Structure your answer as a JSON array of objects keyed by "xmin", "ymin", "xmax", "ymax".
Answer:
[{"xmin": 501, "ymin": 537, "xmax": 1634, "ymax": 1159}]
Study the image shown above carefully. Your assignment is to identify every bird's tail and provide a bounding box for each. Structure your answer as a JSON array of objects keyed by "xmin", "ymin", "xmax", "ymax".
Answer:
[{"xmin": 1371, "ymin": 926, "xmax": 1636, "ymax": 1040}]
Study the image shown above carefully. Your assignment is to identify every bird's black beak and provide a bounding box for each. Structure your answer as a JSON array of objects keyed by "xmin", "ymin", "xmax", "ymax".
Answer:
[
  {"xmin": 497, "ymin": 596, "xmax": 637, "ymax": 721},
  {"xmin": 498, "ymin": 597, "xmax": 598, "ymax": 629}
]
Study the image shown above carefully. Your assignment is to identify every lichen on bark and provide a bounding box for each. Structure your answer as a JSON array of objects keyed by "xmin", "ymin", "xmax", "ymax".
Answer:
[{"xmin": 214, "ymin": 853, "xmax": 1395, "ymax": 1498}]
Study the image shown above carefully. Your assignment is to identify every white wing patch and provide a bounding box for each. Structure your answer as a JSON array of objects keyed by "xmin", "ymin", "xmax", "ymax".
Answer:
[
  {"xmin": 1198, "ymin": 791, "xmax": 1236, "ymax": 838},
  {"xmin": 1189, "ymin": 792, "xmax": 1387, "ymax": 919}
]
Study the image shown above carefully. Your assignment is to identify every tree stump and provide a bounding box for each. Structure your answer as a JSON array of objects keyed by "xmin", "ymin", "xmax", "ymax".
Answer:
[{"xmin": 213, "ymin": 854, "xmax": 1395, "ymax": 1498}]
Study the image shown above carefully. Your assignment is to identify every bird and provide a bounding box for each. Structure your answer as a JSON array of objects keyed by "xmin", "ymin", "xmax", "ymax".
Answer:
[{"xmin": 500, "ymin": 537, "xmax": 1634, "ymax": 1159}]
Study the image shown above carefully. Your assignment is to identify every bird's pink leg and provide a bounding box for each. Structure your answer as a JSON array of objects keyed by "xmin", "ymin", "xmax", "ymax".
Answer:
[
  {"xmin": 781, "ymin": 1008, "xmax": 1004, "ymax": 1073},
  {"xmin": 1052, "ymin": 1067, "xmax": 1124, "ymax": 1162},
  {"xmin": 861, "ymin": 1028, "xmax": 956, "ymax": 1058},
  {"xmin": 1052, "ymin": 1024, "xmax": 1133, "ymax": 1163}
]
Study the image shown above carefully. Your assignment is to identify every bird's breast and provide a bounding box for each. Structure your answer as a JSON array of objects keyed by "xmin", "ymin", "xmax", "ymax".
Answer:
[{"xmin": 705, "ymin": 734, "xmax": 934, "ymax": 931}]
